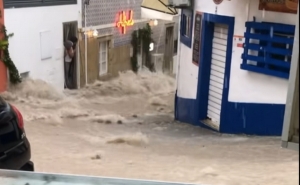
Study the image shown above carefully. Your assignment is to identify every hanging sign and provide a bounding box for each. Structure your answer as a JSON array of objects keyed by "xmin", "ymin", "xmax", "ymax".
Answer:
[
  {"xmin": 192, "ymin": 12, "xmax": 203, "ymax": 65},
  {"xmin": 233, "ymin": 35, "xmax": 245, "ymax": 48},
  {"xmin": 116, "ymin": 10, "xmax": 134, "ymax": 34},
  {"xmin": 259, "ymin": 0, "xmax": 298, "ymax": 14}
]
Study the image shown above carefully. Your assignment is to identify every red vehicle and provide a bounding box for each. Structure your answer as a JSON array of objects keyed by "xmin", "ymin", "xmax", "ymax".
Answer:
[{"xmin": 0, "ymin": 96, "xmax": 34, "ymax": 171}]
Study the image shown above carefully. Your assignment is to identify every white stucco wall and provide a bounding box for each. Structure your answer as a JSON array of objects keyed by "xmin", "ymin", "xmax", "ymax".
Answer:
[
  {"xmin": 177, "ymin": 0, "xmax": 297, "ymax": 104},
  {"xmin": 5, "ymin": 4, "xmax": 81, "ymax": 91}
]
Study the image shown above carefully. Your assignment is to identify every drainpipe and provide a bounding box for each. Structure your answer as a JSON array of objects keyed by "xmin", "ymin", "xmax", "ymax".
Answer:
[
  {"xmin": 84, "ymin": 0, "xmax": 90, "ymax": 85},
  {"xmin": 246, "ymin": 0, "xmax": 250, "ymax": 21},
  {"xmin": 176, "ymin": 12, "xmax": 181, "ymax": 92}
]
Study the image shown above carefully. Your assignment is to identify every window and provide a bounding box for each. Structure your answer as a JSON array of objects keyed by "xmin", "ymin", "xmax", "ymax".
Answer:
[
  {"xmin": 241, "ymin": 21, "xmax": 295, "ymax": 79},
  {"xmin": 4, "ymin": 0, "xmax": 77, "ymax": 8},
  {"xmin": 99, "ymin": 41, "xmax": 108, "ymax": 76},
  {"xmin": 180, "ymin": 9, "xmax": 193, "ymax": 48}
]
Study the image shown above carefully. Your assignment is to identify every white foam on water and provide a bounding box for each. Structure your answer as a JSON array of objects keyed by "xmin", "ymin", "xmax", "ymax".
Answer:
[
  {"xmin": 4, "ymin": 78, "xmax": 65, "ymax": 101},
  {"xmin": 0, "ymin": 70, "xmax": 175, "ymax": 123},
  {"xmin": 73, "ymin": 70, "xmax": 175, "ymax": 98}
]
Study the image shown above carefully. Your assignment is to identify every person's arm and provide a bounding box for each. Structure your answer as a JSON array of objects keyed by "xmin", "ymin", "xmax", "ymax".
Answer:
[{"xmin": 67, "ymin": 47, "xmax": 75, "ymax": 58}]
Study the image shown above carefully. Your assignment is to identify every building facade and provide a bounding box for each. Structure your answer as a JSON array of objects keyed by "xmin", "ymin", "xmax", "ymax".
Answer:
[
  {"xmin": 79, "ymin": 0, "xmax": 180, "ymax": 87},
  {"xmin": 141, "ymin": 0, "xmax": 179, "ymax": 74},
  {"xmin": 3, "ymin": 0, "xmax": 81, "ymax": 90},
  {"xmin": 175, "ymin": 0, "xmax": 298, "ymax": 135},
  {"xmin": 79, "ymin": 0, "xmax": 149, "ymax": 87}
]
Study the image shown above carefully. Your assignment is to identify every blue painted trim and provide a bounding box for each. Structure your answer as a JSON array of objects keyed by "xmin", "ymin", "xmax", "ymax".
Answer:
[
  {"xmin": 246, "ymin": 21, "xmax": 295, "ymax": 35},
  {"xmin": 197, "ymin": 17, "xmax": 214, "ymax": 120},
  {"xmin": 244, "ymin": 32, "xmax": 294, "ymax": 44},
  {"xmin": 197, "ymin": 13, "xmax": 235, "ymax": 129},
  {"xmin": 246, "ymin": 43, "xmax": 293, "ymax": 56},
  {"xmin": 175, "ymin": 14, "xmax": 286, "ymax": 136},
  {"xmin": 175, "ymin": 96, "xmax": 285, "ymax": 136},
  {"xmin": 241, "ymin": 21, "xmax": 294, "ymax": 79},
  {"xmin": 180, "ymin": 9, "xmax": 194, "ymax": 48},
  {"xmin": 175, "ymin": 96, "xmax": 198, "ymax": 125},
  {"xmin": 175, "ymin": 96, "xmax": 218, "ymax": 131},
  {"xmin": 241, "ymin": 64, "xmax": 289, "ymax": 79},
  {"xmin": 174, "ymin": 90, "xmax": 179, "ymax": 120},
  {"xmin": 222, "ymin": 102, "xmax": 285, "ymax": 136},
  {"xmin": 241, "ymin": 54, "xmax": 291, "ymax": 68}
]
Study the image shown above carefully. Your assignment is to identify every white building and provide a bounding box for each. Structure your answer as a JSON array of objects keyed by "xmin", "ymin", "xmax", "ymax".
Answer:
[
  {"xmin": 175, "ymin": 0, "xmax": 298, "ymax": 135},
  {"xmin": 4, "ymin": 0, "xmax": 81, "ymax": 90}
]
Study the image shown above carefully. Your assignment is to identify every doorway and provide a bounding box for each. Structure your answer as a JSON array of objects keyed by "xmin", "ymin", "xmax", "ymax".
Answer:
[
  {"xmin": 164, "ymin": 24, "xmax": 174, "ymax": 73},
  {"xmin": 63, "ymin": 21, "xmax": 78, "ymax": 89},
  {"xmin": 197, "ymin": 14, "xmax": 235, "ymax": 131}
]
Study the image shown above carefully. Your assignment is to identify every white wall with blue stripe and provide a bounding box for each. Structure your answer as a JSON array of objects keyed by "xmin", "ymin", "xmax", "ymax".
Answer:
[{"xmin": 175, "ymin": 0, "xmax": 297, "ymax": 135}]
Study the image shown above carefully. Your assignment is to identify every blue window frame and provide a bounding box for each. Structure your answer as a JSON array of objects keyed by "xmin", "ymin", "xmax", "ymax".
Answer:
[
  {"xmin": 180, "ymin": 9, "xmax": 193, "ymax": 48},
  {"xmin": 241, "ymin": 21, "xmax": 295, "ymax": 79}
]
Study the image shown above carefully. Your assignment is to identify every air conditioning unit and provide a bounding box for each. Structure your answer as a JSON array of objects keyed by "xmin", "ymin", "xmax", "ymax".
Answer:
[
  {"xmin": 152, "ymin": 53, "xmax": 164, "ymax": 72},
  {"xmin": 168, "ymin": 0, "xmax": 192, "ymax": 8}
]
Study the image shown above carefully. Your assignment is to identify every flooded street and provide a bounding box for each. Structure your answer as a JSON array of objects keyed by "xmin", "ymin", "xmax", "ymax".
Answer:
[{"xmin": 1, "ymin": 71, "xmax": 298, "ymax": 185}]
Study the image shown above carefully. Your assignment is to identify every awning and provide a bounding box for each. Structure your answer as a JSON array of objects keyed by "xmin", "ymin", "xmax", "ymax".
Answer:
[{"xmin": 141, "ymin": 0, "xmax": 177, "ymax": 15}]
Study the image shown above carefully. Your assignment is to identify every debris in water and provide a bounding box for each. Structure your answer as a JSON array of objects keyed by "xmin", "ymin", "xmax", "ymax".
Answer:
[
  {"xmin": 157, "ymin": 107, "xmax": 164, "ymax": 112},
  {"xmin": 149, "ymin": 96, "xmax": 167, "ymax": 106},
  {"xmin": 105, "ymin": 120, "xmax": 112, "ymax": 124},
  {"xmin": 91, "ymin": 154, "xmax": 101, "ymax": 160},
  {"xmin": 106, "ymin": 133, "xmax": 148, "ymax": 146},
  {"xmin": 126, "ymin": 161, "xmax": 134, "ymax": 165},
  {"xmin": 153, "ymin": 127, "xmax": 167, "ymax": 131},
  {"xmin": 96, "ymin": 119, "xmax": 104, "ymax": 123},
  {"xmin": 89, "ymin": 114, "xmax": 126, "ymax": 124}
]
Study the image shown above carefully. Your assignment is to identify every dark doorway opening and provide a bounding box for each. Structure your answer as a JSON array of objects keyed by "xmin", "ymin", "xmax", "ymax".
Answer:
[
  {"xmin": 164, "ymin": 25, "xmax": 174, "ymax": 73},
  {"xmin": 63, "ymin": 21, "xmax": 78, "ymax": 89}
]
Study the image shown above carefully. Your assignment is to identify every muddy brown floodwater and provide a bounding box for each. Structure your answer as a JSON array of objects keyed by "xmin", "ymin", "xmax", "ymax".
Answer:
[{"xmin": 1, "ymin": 70, "xmax": 298, "ymax": 185}]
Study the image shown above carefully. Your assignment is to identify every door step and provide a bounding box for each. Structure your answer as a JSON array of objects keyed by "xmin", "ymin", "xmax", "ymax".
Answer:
[{"xmin": 201, "ymin": 119, "xmax": 220, "ymax": 131}]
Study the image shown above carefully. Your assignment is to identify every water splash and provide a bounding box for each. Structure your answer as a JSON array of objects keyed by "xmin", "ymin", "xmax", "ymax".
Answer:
[{"xmin": 1, "ymin": 70, "xmax": 175, "ymax": 123}]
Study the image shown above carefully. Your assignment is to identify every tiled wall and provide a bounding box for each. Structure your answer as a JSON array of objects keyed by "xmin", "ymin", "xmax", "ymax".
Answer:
[
  {"xmin": 83, "ymin": 0, "xmax": 145, "ymax": 47},
  {"xmin": 83, "ymin": 0, "xmax": 179, "ymax": 56}
]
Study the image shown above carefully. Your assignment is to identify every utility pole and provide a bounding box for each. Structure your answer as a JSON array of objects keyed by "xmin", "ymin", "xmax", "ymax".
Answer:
[
  {"xmin": 84, "ymin": 0, "xmax": 90, "ymax": 86},
  {"xmin": 281, "ymin": 4, "xmax": 299, "ymax": 151}
]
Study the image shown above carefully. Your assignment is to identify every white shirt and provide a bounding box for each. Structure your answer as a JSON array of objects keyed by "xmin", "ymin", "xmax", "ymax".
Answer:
[
  {"xmin": 65, "ymin": 54, "xmax": 72, "ymax": 63},
  {"xmin": 65, "ymin": 49, "xmax": 73, "ymax": 63}
]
